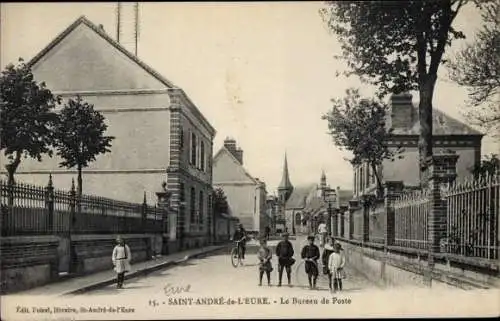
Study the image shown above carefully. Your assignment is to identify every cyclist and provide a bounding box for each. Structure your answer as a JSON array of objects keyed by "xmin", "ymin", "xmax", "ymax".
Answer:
[
  {"xmin": 317, "ymin": 221, "xmax": 327, "ymax": 247},
  {"xmin": 232, "ymin": 223, "xmax": 247, "ymax": 263},
  {"xmin": 300, "ymin": 235, "xmax": 320, "ymax": 289}
]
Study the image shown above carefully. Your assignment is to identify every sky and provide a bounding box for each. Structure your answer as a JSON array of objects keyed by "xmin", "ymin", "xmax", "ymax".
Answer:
[{"xmin": 1, "ymin": 2, "xmax": 498, "ymax": 193}]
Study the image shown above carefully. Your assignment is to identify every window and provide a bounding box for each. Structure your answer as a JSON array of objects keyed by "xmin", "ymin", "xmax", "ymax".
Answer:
[
  {"xmin": 179, "ymin": 182, "xmax": 185, "ymax": 202},
  {"xmin": 200, "ymin": 141, "xmax": 206, "ymax": 171},
  {"xmin": 207, "ymin": 194, "xmax": 212, "ymax": 216},
  {"xmin": 199, "ymin": 191, "xmax": 204, "ymax": 224},
  {"xmin": 180, "ymin": 128, "xmax": 184, "ymax": 151},
  {"xmin": 190, "ymin": 132, "xmax": 197, "ymax": 165},
  {"xmin": 359, "ymin": 166, "xmax": 365, "ymax": 192},
  {"xmin": 354, "ymin": 171, "xmax": 357, "ymax": 195},
  {"xmin": 366, "ymin": 163, "xmax": 371, "ymax": 186},
  {"xmin": 190, "ymin": 187, "xmax": 196, "ymax": 223}
]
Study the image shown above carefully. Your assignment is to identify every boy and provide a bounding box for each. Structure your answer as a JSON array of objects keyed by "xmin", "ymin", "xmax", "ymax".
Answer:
[
  {"xmin": 257, "ymin": 238, "xmax": 273, "ymax": 286},
  {"xmin": 275, "ymin": 232, "xmax": 295, "ymax": 286},
  {"xmin": 328, "ymin": 242, "xmax": 346, "ymax": 293},
  {"xmin": 301, "ymin": 235, "xmax": 320, "ymax": 289}
]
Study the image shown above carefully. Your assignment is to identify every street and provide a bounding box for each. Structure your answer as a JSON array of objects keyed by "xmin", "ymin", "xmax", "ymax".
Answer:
[{"xmin": 84, "ymin": 237, "xmax": 377, "ymax": 297}]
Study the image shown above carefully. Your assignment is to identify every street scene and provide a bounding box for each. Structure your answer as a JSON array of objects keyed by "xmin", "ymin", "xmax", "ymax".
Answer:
[{"xmin": 1, "ymin": 1, "xmax": 499, "ymax": 320}]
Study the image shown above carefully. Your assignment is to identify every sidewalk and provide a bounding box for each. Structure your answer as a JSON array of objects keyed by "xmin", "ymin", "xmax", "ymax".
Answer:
[{"xmin": 13, "ymin": 243, "xmax": 229, "ymax": 297}]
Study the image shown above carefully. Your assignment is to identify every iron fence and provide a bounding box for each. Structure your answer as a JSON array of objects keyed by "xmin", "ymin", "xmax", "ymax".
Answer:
[
  {"xmin": 393, "ymin": 189, "xmax": 430, "ymax": 250},
  {"xmin": 443, "ymin": 173, "xmax": 500, "ymax": 260},
  {"xmin": 0, "ymin": 178, "xmax": 165, "ymax": 236}
]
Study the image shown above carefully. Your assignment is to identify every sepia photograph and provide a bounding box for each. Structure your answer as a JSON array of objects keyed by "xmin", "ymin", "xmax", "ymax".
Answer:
[{"xmin": 0, "ymin": 1, "xmax": 499, "ymax": 320}]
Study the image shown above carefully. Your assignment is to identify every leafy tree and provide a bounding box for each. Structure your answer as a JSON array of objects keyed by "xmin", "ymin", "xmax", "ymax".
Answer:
[
  {"xmin": 322, "ymin": 88, "xmax": 403, "ymax": 196},
  {"xmin": 320, "ymin": 1, "xmax": 469, "ymax": 186},
  {"xmin": 447, "ymin": 1, "xmax": 500, "ymax": 134},
  {"xmin": 0, "ymin": 58, "xmax": 60, "ymax": 185},
  {"xmin": 470, "ymin": 154, "xmax": 499, "ymax": 179},
  {"xmin": 54, "ymin": 96, "xmax": 114, "ymax": 197},
  {"xmin": 213, "ymin": 187, "xmax": 229, "ymax": 215}
]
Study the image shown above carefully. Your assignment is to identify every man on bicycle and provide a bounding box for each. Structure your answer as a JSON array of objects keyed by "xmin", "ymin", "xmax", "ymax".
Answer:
[{"xmin": 232, "ymin": 223, "xmax": 247, "ymax": 263}]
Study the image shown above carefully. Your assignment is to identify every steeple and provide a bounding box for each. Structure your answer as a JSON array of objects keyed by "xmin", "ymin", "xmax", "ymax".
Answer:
[
  {"xmin": 278, "ymin": 152, "xmax": 294, "ymax": 203},
  {"xmin": 320, "ymin": 170, "xmax": 327, "ymax": 189}
]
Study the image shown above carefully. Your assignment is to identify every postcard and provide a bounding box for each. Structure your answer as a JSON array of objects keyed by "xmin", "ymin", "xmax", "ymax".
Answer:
[{"xmin": 1, "ymin": 2, "xmax": 499, "ymax": 320}]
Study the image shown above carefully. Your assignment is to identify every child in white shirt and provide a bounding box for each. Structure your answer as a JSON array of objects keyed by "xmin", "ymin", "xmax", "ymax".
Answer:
[{"xmin": 327, "ymin": 242, "xmax": 346, "ymax": 292}]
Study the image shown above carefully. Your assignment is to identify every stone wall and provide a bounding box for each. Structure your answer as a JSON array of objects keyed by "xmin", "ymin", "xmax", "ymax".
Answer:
[
  {"xmin": 339, "ymin": 240, "xmax": 500, "ymax": 290},
  {"xmin": 0, "ymin": 233, "xmax": 161, "ymax": 294},
  {"xmin": 71, "ymin": 234, "xmax": 154, "ymax": 275},
  {"xmin": 1, "ymin": 236, "xmax": 59, "ymax": 294}
]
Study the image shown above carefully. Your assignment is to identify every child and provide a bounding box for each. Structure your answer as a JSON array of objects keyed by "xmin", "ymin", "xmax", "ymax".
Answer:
[
  {"xmin": 275, "ymin": 232, "xmax": 295, "ymax": 287},
  {"xmin": 112, "ymin": 236, "xmax": 132, "ymax": 289},
  {"xmin": 301, "ymin": 235, "xmax": 320, "ymax": 289},
  {"xmin": 321, "ymin": 237, "xmax": 335, "ymax": 291},
  {"xmin": 257, "ymin": 238, "xmax": 273, "ymax": 286},
  {"xmin": 328, "ymin": 242, "xmax": 346, "ymax": 293}
]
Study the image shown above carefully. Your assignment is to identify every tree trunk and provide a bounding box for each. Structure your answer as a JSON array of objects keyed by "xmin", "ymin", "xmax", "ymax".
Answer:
[
  {"xmin": 5, "ymin": 151, "xmax": 22, "ymax": 186},
  {"xmin": 371, "ymin": 162, "xmax": 384, "ymax": 198},
  {"xmin": 418, "ymin": 74, "xmax": 437, "ymax": 188},
  {"xmin": 77, "ymin": 164, "xmax": 83, "ymax": 198}
]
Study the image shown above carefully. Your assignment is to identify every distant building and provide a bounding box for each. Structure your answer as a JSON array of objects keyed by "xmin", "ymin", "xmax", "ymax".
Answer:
[
  {"xmin": 0, "ymin": 16, "xmax": 217, "ymax": 251},
  {"xmin": 353, "ymin": 93, "xmax": 484, "ymax": 199},
  {"xmin": 275, "ymin": 154, "xmax": 352, "ymax": 235},
  {"xmin": 212, "ymin": 138, "xmax": 268, "ymax": 234}
]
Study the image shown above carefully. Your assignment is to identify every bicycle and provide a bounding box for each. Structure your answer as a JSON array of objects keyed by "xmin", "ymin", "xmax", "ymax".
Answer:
[
  {"xmin": 294, "ymin": 258, "xmax": 329, "ymax": 289},
  {"xmin": 230, "ymin": 239, "xmax": 245, "ymax": 268}
]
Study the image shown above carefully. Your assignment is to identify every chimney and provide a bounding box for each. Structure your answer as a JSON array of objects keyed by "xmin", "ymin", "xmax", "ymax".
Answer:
[
  {"xmin": 116, "ymin": 2, "xmax": 139, "ymax": 56},
  {"xmin": 224, "ymin": 137, "xmax": 243, "ymax": 165},
  {"xmin": 390, "ymin": 92, "xmax": 413, "ymax": 130},
  {"xmin": 234, "ymin": 148, "xmax": 244, "ymax": 165}
]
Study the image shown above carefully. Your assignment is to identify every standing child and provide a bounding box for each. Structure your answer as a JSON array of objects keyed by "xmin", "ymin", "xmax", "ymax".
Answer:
[
  {"xmin": 257, "ymin": 238, "xmax": 273, "ymax": 286},
  {"xmin": 301, "ymin": 235, "xmax": 320, "ymax": 289},
  {"xmin": 328, "ymin": 242, "xmax": 346, "ymax": 293},
  {"xmin": 112, "ymin": 236, "xmax": 132, "ymax": 289},
  {"xmin": 321, "ymin": 237, "xmax": 335, "ymax": 291},
  {"xmin": 275, "ymin": 232, "xmax": 295, "ymax": 287}
]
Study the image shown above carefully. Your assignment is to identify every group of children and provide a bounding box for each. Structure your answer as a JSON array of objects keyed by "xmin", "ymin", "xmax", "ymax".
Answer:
[{"xmin": 257, "ymin": 233, "xmax": 346, "ymax": 292}]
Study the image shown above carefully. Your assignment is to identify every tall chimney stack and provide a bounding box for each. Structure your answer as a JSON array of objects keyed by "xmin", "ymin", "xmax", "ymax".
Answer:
[{"xmin": 116, "ymin": 2, "xmax": 139, "ymax": 56}]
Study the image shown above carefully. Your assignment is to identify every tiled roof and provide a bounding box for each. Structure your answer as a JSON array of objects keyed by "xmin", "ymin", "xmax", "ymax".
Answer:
[
  {"xmin": 392, "ymin": 106, "xmax": 483, "ymax": 136},
  {"xmin": 27, "ymin": 16, "xmax": 176, "ymax": 89},
  {"xmin": 285, "ymin": 184, "xmax": 317, "ymax": 209}
]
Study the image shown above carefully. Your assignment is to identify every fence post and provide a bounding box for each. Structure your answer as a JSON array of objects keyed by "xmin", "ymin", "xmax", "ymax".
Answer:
[
  {"xmin": 45, "ymin": 175, "xmax": 55, "ymax": 234},
  {"xmin": 426, "ymin": 152, "xmax": 459, "ymax": 287},
  {"xmin": 360, "ymin": 195, "xmax": 370, "ymax": 243},
  {"xmin": 348, "ymin": 200, "xmax": 358, "ymax": 240},
  {"xmin": 384, "ymin": 181, "xmax": 404, "ymax": 248},
  {"xmin": 141, "ymin": 192, "xmax": 147, "ymax": 231},
  {"xmin": 156, "ymin": 185, "xmax": 172, "ymax": 256}
]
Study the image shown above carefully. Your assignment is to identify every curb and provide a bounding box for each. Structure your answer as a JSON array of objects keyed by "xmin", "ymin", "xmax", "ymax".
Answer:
[{"xmin": 63, "ymin": 245, "xmax": 229, "ymax": 296}]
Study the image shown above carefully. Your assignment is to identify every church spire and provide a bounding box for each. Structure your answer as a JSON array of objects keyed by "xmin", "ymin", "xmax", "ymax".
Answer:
[
  {"xmin": 320, "ymin": 169, "xmax": 327, "ymax": 188},
  {"xmin": 278, "ymin": 152, "xmax": 293, "ymax": 203}
]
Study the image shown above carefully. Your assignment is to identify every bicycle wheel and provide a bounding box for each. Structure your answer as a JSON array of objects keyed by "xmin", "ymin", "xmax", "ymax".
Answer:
[
  {"xmin": 230, "ymin": 247, "xmax": 240, "ymax": 268},
  {"xmin": 294, "ymin": 260, "xmax": 328, "ymax": 289}
]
